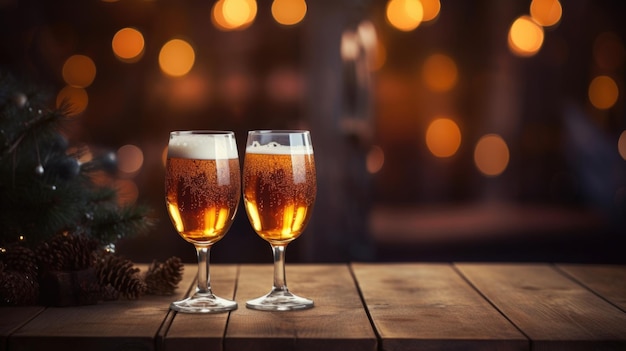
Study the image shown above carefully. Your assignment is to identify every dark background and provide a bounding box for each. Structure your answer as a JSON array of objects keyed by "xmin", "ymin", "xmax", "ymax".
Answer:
[{"xmin": 1, "ymin": 0, "xmax": 624, "ymax": 264}]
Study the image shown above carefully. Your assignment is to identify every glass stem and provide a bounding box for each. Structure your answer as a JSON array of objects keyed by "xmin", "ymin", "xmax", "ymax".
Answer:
[
  {"xmin": 272, "ymin": 244, "xmax": 288, "ymax": 293},
  {"xmin": 196, "ymin": 245, "xmax": 212, "ymax": 295}
]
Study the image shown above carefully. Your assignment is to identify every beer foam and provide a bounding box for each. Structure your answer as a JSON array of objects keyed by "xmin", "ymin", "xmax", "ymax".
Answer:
[
  {"xmin": 168, "ymin": 134, "xmax": 238, "ymax": 160},
  {"xmin": 246, "ymin": 141, "xmax": 314, "ymax": 155}
]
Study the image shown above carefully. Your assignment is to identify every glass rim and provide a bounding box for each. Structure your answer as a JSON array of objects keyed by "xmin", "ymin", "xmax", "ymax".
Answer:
[
  {"xmin": 170, "ymin": 130, "xmax": 235, "ymax": 136},
  {"xmin": 247, "ymin": 130, "xmax": 310, "ymax": 135}
]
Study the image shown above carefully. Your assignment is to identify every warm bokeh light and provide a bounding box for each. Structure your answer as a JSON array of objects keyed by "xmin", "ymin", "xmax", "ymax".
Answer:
[
  {"xmin": 114, "ymin": 179, "xmax": 139, "ymax": 205},
  {"xmin": 356, "ymin": 20, "xmax": 382, "ymax": 71},
  {"xmin": 165, "ymin": 73, "xmax": 212, "ymax": 111},
  {"xmin": 386, "ymin": 0, "xmax": 423, "ymax": 32},
  {"xmin": 366, "ymin": 145, "xmax": 385, "ymax": 174},
  {"xmin": 62, "ymin": 55, "xmax": 96, "ymax": 88},
  {"xmin": 372, "ymin": 41, "xmax": 387, "ymax": 71},
  {"xmin": 112, "ymin": 27, "xmax": 144, "ymax": 63},
  {"xmin": 223, "ymin": 0, "xmax": 250, "ymax": 26},
  {"xmin": 593, "ymin": 32, "xmax": 626, "ymax": 71},
  {"xmin": 618, "ymin": 130, "xmax": 626, "ymax": 161},
  {"xmin": 56, "ymin": 86, "xmax": 88, "ymax": 116},
  {"xmin": 117, "ymin": 144, "xmax": 144, "ymax": 174},
  {"xmin": 474, "ymin": 134, "xmax": 510, "ymax": 177},
  {"xmin": 212, "ymin": 0, "xmax": 257, "ymax": 31},
  {"xmin": 425, "ymin": 117, "xmax": 461, "ymax": 158},
  {"xmin": 421, "ymin": 0, "xmax": 441, "ymax": 22},
  {"xmin": 266, "ymin": 67, "xmax": 303, "ymax": 103},
  {"xmin": 159, "ymin": 39, "xmax": 195, "ymax": 77},
  {"xmin": 508, "ymin": 16, "xmax": 544, "ymax": 57},
  {"xmin": 588, "ymin": 75, "xmax": 619, "ymax": 110},
  {"xmin": 341, "ymin": 31, "xmax": 359, "ymax": 61},
  {"xmin": 422, "ymin": 53, "xmax": 458, "ymax": 92},
  {"xmin": 272, "ymin": 0, "xmax": 307, "ymax": 26},
  {"xmin": 530, "ymin": 0, "xmax": 562, "ymax": 27},
  {"xmin": 211, "ymin": 1, "xmax": 230, "ymax": 30}
]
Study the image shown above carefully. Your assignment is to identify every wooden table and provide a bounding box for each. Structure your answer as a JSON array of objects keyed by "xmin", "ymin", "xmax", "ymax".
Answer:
[{"xmin": 2, "ymin": 263, "xmax": 626, "ymax": 351}]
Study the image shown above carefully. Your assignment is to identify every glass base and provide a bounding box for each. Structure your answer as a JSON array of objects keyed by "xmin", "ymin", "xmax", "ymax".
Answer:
[
  {"xmin": 246, "ymin": 289, "xmax": 314, "ymax": 311},
  {"xmin": 170, "ymin": 292, "xmax": 237, "ymax": 313}
]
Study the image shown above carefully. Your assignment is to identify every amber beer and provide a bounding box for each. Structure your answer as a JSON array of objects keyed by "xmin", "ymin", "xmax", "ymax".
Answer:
[
  {"xmin": 243, "ymin": 146, "xmax": 316, "ymax": 244},
  {"xmin": 165, "ymin": 140, "xmax": 240, "ymax": 246}
]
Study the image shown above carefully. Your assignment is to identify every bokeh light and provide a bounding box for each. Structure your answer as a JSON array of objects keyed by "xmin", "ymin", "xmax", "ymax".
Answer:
[
  {"xmin": 212, "ymin": 0, "xmax": 257, "ymax": 31},
  {"xmin": 62, "ymin": 55, "xmax": 96, "ymax": 88},
  {"xmin": 272, "ymin": 0, "xmax": 307, "ymax": 26},
  {"xmin": 618, "ymin": 130, "xmax": 626, "ymax": 161},
  {"xmin": 386, "ymin": 0, "xmax": 423, "ymax": 32},
  {"xmin": 425, "ymin": 117, "xmax": 461, "ymax": 158},
  {"xmin": 588, "ymin": 75, "xmax": 619, "ymax": 110},
  {"xmin": 112, "ymin": 27, "xmax": 145, "ymax": 63},
  {"xmin": 422, "ymin": 53, "xmax": 458, "ymax": 92},
  {"xmin": 366, "ymin": 145, "xmax": 385, "ymax": 174},
  {"xmin": 372, "ymin": 41, "xmax": 387, "ymax": 71},
  {"xmin": 114, "ymin": 179, "xmax": 139, "ymax": 205},
  {"xmin": 341, "ymin": 31, "xmax": 359, "ymax": 61},
  {"xmin": 474, "ymin": 134, "xmax": 510, "ymax": 177},
  {"xmin": 508, "ymin": 15, "xmax": 544, "ymax": 57},
  {"xmin": 117, "ymin": 144, "xmax": 144, "ymax": 174},
  {"xmin": 211, "ymin": 1, "xmax": 230, "ymax": 30},
  {"xmin": 159, "ymin": 39, "xmax": 195, "ymax": 77},
  {"xmin": 530, "ymin": 0, "xmax": 562, "ymax": 27},
  {"xmin": 56, "ymin": 86, "xmax": 88, "ymax": 116},
  {"xmin": 421, "ymin": 0, "xmax": 441, "ymax": 22}
]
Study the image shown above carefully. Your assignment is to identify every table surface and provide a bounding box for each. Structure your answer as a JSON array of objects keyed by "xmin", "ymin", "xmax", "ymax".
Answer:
[{"xmin": 2, "ymin": 263, "xmax": 626, "ymax": 351}]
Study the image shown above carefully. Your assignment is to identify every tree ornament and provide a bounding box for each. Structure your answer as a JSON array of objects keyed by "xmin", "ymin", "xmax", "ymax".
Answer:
[
  {"xmin": 12, "ymin": 93, "xmax": 27, "ymax": 108},
  {"xmin": 58, "ymin": 157, "xmax": 81, "ymax": 180},
  {"xmin": 50, "ymin": 134, "xmax": 69, "ymax": 153}
]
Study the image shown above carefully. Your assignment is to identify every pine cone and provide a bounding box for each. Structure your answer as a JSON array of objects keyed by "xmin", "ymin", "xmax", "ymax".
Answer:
[
  {"xmin": 0, "ymin": 270, "xmax": 39, "ymax": 306},
  {"xmin": 0, "ymin": 243, "xmax": 38, "ymax": 276},
  {"xmin": 37, "ymin": 231, "xmax": 100, "ymax": 272},
  {"xmin": 143, "ymin": 257, "xmax": 184, "ymax": 295},
  {"xmin": 95, "ymin": 253, "xmax": 146, "ymax": 299}
]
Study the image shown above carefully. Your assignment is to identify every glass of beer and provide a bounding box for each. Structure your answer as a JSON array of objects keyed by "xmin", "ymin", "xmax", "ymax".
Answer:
[
  {"xmin": 165, "ymin": 131, "xmax": 240, "ymax": 313},
  {"xmin": 243, "ymin": 130, "xmax": 316, "ymax": 311}
]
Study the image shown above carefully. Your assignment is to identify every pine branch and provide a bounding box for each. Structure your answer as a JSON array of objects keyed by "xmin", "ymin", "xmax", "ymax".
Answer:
[
  {"xmin": 1, "ymin": 70, "xmax": 155, "ymax": 248},
  {"xmin": 85, "ymin": 202, "xmax": 155, "ymax": 244}
]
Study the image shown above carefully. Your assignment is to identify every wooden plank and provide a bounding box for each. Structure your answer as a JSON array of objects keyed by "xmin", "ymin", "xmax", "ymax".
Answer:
[
  {"xmin": 456, "ymin": 263, "xmax": 626, "ymax": 351},
  {"xmin": 159, "ymin": 264, "xmax": 238, "ymax": 351},
  {"xmin": 352, "ymin": 263, "xmax": 527, "ymax": 351},
  {"xmin": 7, "ymin": 264, "xmax": 195, "ymax": 351},
  {"xmin": 556, "ymin": 264, "xmax": 626, "ymax": 312},
  {"xmin": 225, "ymin": 264, "xmax": 377, "ymax": 351},
  {"xmin": 0, "ymin": 306, "xmax": 44, "ymax": 351}
]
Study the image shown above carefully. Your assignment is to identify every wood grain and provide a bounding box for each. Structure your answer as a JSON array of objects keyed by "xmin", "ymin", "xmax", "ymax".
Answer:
[
  {"xmin": 556, "ymin": 264, "xmax": 626, "ymax": 312},
  {"xmin": 7, "ymin": 264, "xmax": 194, "ymax": 351},
  {"xmin": 224, "ymin": 264, "xmax": 377, "ymax": 351},
  {"xmin": 456, "ymin": 263, "xmax": 626, "ymax": 351},
  {"xmin": 0, "ymin": 306, "xmax": 44, "ymax": 351},
  {"xmin": 159, "ymin": 264, "xmax": 238, "ymax": 351},
  {"xmin": 352, "ymin": 263, "xmax": 527, "ymax": 351}
]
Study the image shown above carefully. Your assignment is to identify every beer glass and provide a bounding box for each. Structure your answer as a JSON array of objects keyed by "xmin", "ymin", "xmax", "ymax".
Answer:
[
  {"xmin": 165, "ymin": 131, "xmax": 240, "ymax": 313},
  {"xmin": 243, "ymin": 130, "xmax": 316, "ymax": 311}
]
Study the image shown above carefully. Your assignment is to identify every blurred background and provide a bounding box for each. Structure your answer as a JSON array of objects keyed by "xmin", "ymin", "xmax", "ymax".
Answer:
[{"xmin": 1, "ymin": 0, "xmax": 624, "ymax": 264}]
